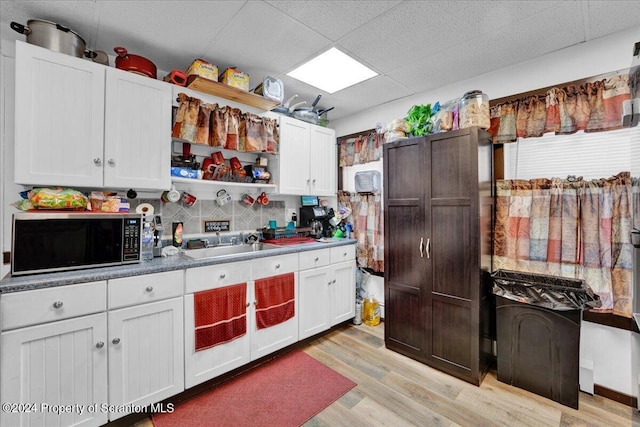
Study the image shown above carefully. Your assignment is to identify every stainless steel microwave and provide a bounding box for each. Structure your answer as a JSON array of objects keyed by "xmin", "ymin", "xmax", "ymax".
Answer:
[{"xmin": 11, "ymin": 212, "xmax": 142, "ymax": 276}]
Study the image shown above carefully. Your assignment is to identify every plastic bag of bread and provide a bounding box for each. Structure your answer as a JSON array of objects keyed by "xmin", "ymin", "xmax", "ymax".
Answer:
[{"xmin": 29, "ymin": 187, "xmax": 88, "ymax": 210}]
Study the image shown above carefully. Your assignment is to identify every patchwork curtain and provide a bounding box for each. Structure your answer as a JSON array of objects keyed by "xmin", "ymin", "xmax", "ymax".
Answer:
[
  {"xmin": 338, "ymin": 191, "xmax": 384, "ymax": 272},
  {"xmin": 338, "ymin": 132, "xmax": 384, "ymax": 167},
  {"xmin": 489, "ymin": 70, "xmax": 634, "ymax": 143},
  {"xmin": 494, "ymin": 172, "xmax": 634, "ymax": 317}
]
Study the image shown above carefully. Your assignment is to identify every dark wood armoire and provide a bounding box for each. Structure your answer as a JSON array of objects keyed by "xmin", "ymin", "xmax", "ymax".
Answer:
[{"xmin": 383, "ymin": 126, "xmax": 494, "ymax": 386}]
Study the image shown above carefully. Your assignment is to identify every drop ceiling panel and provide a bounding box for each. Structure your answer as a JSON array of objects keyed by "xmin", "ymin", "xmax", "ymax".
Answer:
[
  {"xmin": 265, "ymin": 0, "xmax": 403, "ymax": 41},
  {"xmin": 584, "ymin": 1, "xmax": 640, "ymax": 40},
  {"xmin": 94, "ymin": 1, "xmax": 245, "ymax": 72},
  {"xmin": 202, "ymin": 1, "xmax": 332, "ymax": 79}
]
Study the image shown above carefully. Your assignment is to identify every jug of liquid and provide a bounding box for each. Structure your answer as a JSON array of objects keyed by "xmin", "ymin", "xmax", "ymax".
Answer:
[{"xmin": 363, "ymin": 294, "xmax": 381, "ymax": 326}]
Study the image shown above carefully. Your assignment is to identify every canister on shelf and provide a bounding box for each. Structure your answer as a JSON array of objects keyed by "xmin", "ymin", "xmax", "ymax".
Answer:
[{"xmin": 459, "ymin": 90, "xmax": 490, "ymax": 130}]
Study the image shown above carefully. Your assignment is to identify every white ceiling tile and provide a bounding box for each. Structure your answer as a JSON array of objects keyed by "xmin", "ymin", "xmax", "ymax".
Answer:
[
  {"xmin": 265, "ymin": 0, "xmax": 402, "ymax": 41},
  {"xmin": 202, "ymin": 1, "xmax": 332, "ymax": 86},
  {"xmin": 585, "ymin": 1, "xmax": 640, "ymax": 40},
  {"xmin": 93, "ymin": 1, "xmax": 245, "ymax": 72}
]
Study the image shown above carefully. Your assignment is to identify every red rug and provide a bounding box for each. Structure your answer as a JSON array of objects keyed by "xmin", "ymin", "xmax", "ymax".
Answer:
[{"xmin": 152, "ymin": 350, "xmax": 356, "ymax": 427}]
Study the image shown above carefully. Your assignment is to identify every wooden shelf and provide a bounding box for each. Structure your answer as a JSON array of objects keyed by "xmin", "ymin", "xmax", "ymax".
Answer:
[{"xmin": 186, "ymin": 76, "xmax": 280, "ymax": 111}]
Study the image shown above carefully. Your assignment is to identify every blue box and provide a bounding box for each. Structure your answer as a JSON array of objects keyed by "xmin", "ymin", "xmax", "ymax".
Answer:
[{"xmin": 171, "ymin": 167, "xmax": 198, "ymax": 179}]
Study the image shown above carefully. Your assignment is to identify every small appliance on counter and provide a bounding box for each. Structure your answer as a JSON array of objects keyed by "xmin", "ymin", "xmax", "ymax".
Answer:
[
  {"xmin": 11, "ymin": 212, "xmax": 142, "ymax": 276},
  {"xmin": 299, "ymin": 195, "xmax": 335, "ymax": 238}
]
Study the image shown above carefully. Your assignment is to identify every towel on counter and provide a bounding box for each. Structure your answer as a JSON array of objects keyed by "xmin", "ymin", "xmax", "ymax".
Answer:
[
  {"xmin": 254, "ymin": 273, "xmax": 295, "ymax": 330},
  {"xmin": 194, "ymin": 283, "xmax": 247, "ymax": 352}
]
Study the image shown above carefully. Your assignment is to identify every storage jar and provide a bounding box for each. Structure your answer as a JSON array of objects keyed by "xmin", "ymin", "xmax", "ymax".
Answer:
[{"xmin": 459, "ymin": 90, "xmax": 490, "ymax": 130}]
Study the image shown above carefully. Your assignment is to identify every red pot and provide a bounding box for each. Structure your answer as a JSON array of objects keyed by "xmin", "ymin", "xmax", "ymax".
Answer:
[{"xmin": 114, "ymin": 46, "xmax": 157, "ymax": 79}]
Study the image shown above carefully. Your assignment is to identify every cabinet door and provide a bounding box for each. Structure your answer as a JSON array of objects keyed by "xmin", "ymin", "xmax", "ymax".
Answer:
[
  {"xmin": 249, "ymin": 274, "xmax": 299, "ymax": 361},
  {"xmin": 309, "ymin": 125, "xmax": 336, "ymax": 196},
  {"xmin": 1, "ymin": 313, "xmax": 108, "ymax": 427},
  {"xmin": 298, "ymin": 266, "xmax": 331, "ymax": 340},
  {"xmin": 183, "ymin": 291, "xmax": 251, "ymax": 388},
  {"xmin": 278, "ymin": 115, "xmax": 311, "ymax": 195},
  {"xmin": 383, "ymin": 138, "xmax": 428, "ymax": 360},
  {"xmin": 330, "ymin": 261, "xmax": 356, "ymax": 326},
  {"xmin": 108, "ymin": 298, "xmax": 184, "ymax": 420},
  {"xmin": 14, "ymin": 41, "xmax": 105, "ymax": 187},
  {"xmin": 104, "ymin": 68, "xmax": 172, "ymax": 190}
]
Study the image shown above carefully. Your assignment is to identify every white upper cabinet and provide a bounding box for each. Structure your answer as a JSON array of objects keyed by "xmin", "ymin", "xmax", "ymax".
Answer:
[
  {"xmin": 14, "ymin": 41, "xmax": 171, "ymax": 191},
  {"xmin": 104, "ymin": 68, "xmax": 171, "ymax": 190},
  {"xmin": 274, "ymin": 114, "xmax": 336, "ymax": 196},
  {"xmin": 14, "ymin": 41, "xmax": 105, "ymax": 188}
]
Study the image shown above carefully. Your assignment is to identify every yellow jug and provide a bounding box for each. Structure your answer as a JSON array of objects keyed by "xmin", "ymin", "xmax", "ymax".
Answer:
[{"xmin": 363, "ymin": 295, "xmax": 381, "ymax": 326}]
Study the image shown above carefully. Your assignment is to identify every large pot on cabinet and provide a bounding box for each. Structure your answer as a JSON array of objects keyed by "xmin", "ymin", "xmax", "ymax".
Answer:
[{"xmin": 11, "ymin": 19, "xmax": 100, "ymax": 59}]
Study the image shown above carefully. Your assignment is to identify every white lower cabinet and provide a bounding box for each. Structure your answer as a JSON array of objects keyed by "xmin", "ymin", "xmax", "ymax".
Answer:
[
  {"xmin": 184, "ymin": 254, "xmax": 299, "ymax": 388},
  {"xmin": 0, "ymin": 244, "xmax": 354, "ymax": 425},
  {"xmin": 0, "ymin": 271, "xmax": 185, "ymax": 426},
  {"xmin": 107, "ymin": 297, "xmax": 184, "ymax": 421},
  {"xmin": 184, "ymin": 261, "xmax": 252, "ymax": 389},
  {"xmin": 1, "ymin": 313, "xmax": 108, "ymax": 427},
  {"xmin": 299, "ymin": 247, "xmax": 356, "ymax": 340}
]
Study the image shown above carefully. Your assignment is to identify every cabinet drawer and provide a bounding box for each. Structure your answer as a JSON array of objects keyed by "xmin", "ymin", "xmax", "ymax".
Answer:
[
  {"xmin": 186, "ymin": 261, "xmax": 251, "ymax": 294},
  {"xmin": 1, "ymin": 281, "xmax": 106, "ymax": 330},
  {"xmin": 108, "ymin": 270, "xmax": 183, "ymax": 309},
  {"xmin": 251, "ymin": 254, "xmax": 298, "ymax": 280},
  {"xmin": 330, "ymin": 245, "xmax": 356, "ymax": 263},
  {"xmin": 299, "ymin": 249, "xmax": 330, "ymax": 270}
]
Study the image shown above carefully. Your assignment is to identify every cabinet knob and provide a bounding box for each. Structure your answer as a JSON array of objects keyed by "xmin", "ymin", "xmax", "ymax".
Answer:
[
  {"xmin": 306, "ymin": 179, "xmax": 310, "ymax": 184},
  {"xmin": 220, "ymin": 273, "xmax": 226, "ymax": 279},
  {"xmin": 53, "ymin": 301, "xmax": 63, "ymax": 309},
  {"xmin": 145, "ymin": 286, "xmax": 153, "ymax": 292},
  {"xmin": 107, "ymin": 158, "xmax": 115, "ymax": 166},
  {"xmin": 275, "ymin": 264, "xmax": 280, "ymax": 269},
  {"xmin": 93, "ymin": 158, "xmax": 102, "ymax": 166},
  {"xmin": 312, "ymin": 179, "xmax": 316, "ymax": 184},
  {"xmin": 112, "ymin": 338, "xmax": 121, "ymax": 345},
  {"xmin": 314, "ymin": 257, "xmax": 319, "ymax": 262},
  {"xmin": 343, "ymin": 252, "xmax": 347, "ymax": 257},
  {"xmin": 245, "ymin": 302, "xmax": 250, "ymax": 307},
  {"xmin": 253, "ymin": 300, "xmax": 258, "ymax": 306},
  {"xmin": 333, "ymin": 279, "xmax": 336, "ymax": 284},
  {"xmin": 95, "ymin": 342, "xmax": 104, "ymax": 349}
]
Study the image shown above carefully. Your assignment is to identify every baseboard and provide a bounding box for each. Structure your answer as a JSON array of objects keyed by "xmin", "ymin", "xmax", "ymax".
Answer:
[{"xmin": 594, "ymin": 384, "xmax": 638, "ymax": 408}]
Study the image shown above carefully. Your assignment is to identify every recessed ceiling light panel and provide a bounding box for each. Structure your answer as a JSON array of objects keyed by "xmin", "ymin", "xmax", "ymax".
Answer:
[{"xmin": 287, "ymin": 47, "xmax": 378, "ymax": 94}]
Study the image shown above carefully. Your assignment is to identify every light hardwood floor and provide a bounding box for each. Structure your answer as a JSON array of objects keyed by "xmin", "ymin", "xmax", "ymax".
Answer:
[{"xmin": 135, "ymin": 322, "xmax": 639, "ymax": 427}]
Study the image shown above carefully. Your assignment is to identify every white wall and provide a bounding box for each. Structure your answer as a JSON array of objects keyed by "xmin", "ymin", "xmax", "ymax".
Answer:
[{"xmin": 333, "ymin": 26, "xmax": 640, "ymax": 399}]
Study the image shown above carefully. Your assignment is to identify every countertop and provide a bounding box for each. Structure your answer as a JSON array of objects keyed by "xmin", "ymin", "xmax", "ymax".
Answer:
[{"xmin": 0, "ymin": 238, "xmax": 356, "ymax": 294}]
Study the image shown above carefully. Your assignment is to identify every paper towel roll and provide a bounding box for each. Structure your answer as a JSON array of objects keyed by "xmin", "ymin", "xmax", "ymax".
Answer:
[{"xmin": 136, "ymin": 203, "xmax": 155, "ymax": 219}]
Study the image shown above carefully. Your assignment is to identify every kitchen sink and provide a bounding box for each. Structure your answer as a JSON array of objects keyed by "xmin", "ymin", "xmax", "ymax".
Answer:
[{"xmin": 181, "ymin": 243, "xmax": 281, "ymax": 260}]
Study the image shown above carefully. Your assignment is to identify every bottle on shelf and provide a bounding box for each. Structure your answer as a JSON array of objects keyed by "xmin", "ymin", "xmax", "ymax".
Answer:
[{"xmin": 141, "ymin": 222, "xmax": 155, "ymax": 261}]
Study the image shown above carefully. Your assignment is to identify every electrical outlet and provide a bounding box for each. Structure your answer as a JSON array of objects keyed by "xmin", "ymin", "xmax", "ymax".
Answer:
[{"xmin": 287, "ymin": 208, "xmax": 297, "ymax": 223}]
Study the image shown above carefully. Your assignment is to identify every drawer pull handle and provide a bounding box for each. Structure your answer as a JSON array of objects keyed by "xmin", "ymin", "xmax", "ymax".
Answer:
[
  {"xmin": 275, "ymin": 264, "xmax": 280, "ymax": 269},
  {"xmin": 112, "ymin": 338, "xmax": 121, "ymax": 345},
  {"xmin": 343, "ymin": 252, "xmax": 347, "ymax": 257},
  {"xmin": 314, "ymin": 257, "xmax": 319, "ymax": 262},
  {"xmin": 108, "ymin": 158, "xmax": 115, "ymax": 166},
  {"xmin": 220, "ymin": 273, "xmax": 226, "ymax": 279},
  {"xmin": 245, "ymin": 302, "xmax": 250, "ymax": 307},
  {"xmin": 93, "ymin": 157, "xmax": 102, "ymax": 166},
  {"xmin": 53, "ymin": 301, "xmax": 63, "ymax": 309},
  {"xmin": 95, "ymin": 341, "xmax": 104, "ymax": 349},
  {"xmin": 145, "ymin": 286, "xmax": 153, "ymax": 292}
]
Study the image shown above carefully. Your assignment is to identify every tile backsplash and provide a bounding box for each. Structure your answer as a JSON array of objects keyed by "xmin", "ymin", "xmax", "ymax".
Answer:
[{"xmin": 131, "ymin": 198, "xmax": 286, "ymax": 239}]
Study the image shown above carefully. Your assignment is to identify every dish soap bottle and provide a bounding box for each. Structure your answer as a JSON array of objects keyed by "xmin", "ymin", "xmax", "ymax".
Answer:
[
  {"xmin": 141, "ymin": 222, "xmax": 154, "ymax": 261},
  {"xmin": 363, "ymin": 294, "xmax": 381, "ymax": 326}
]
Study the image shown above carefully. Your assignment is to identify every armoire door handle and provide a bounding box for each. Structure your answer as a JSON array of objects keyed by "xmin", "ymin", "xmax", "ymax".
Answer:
[
  {"xmin": 419, "ymin": 237, "xmax": 424, "ymax": 258},
  {"xmin": 426, "ymin": 238, "xmax": 431, "ymax": 259}
]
